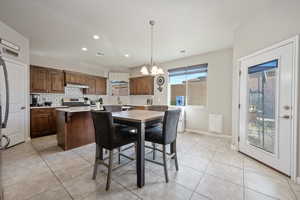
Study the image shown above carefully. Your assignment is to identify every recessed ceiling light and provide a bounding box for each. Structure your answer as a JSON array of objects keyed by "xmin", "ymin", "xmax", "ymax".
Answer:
[
  {"xmin": 93, "ymin": 35, "xmax": 100, "ymax": 40},
  {"xmin": 81, "ymin": 47, "xmax": 88, "ymax": 51},
  {"xmin": 96, "ymin": 52, "xmax": 104, "ymax": 56},
  {"xmin": 124, "ymin": 54, "xmax": 130, "ymax": 58}
]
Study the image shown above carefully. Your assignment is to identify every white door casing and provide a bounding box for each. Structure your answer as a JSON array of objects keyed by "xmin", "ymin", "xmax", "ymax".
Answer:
[{"xmin": 238, "ymin": 36, "xmax": 299, "ymax": 178}]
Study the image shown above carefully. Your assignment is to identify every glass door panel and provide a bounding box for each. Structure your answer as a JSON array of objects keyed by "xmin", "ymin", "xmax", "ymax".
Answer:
[{"xmin": 247, "ymin": 60, "xmax": 278, "ymax": 154}]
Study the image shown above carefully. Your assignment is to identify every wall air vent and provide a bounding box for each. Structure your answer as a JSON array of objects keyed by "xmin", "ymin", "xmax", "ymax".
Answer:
[{"xmin": 0, "ymin": 38, "xmax": 20, "ymax": 51}]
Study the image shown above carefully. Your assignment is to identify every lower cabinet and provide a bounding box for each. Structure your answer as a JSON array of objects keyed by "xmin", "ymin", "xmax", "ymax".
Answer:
[{"xmin": 30, "ymin": 108, "xmax": 56, "ymax": 138}]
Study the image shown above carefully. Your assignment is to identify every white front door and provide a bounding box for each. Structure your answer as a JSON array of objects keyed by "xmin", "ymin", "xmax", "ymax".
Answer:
[
  {"xmin": 239, "ymin": 40, "xmax": 297, "ymax": 175},
  {"xmin": 0, "ymin": 58, "xmax": 26, "ymax": 147}
]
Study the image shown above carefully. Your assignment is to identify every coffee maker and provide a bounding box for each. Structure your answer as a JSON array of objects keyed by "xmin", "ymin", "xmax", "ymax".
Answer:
[{"xmin": 30, "ymin": 94, "xmax": 40, "ymax": 107}]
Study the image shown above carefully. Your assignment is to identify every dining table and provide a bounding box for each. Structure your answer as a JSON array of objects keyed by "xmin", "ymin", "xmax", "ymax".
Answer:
[{"xmin": 110, "ymin": 110, "xmax": 165, "ymax": 188}]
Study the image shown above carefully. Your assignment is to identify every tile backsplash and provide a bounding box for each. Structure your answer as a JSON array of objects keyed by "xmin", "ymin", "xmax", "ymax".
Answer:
[
  {"xmin": 35, "ymin": 87, "xmax": 107, "ymax": 106},
  {"xmin": 34, "ymin": 88, "xmax": 155, "ymax": 106}
]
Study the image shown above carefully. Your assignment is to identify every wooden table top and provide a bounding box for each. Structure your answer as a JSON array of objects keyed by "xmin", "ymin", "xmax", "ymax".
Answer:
[{"xmin": 112, "ymin": 110, "xmax": 164, "ymax": 123}]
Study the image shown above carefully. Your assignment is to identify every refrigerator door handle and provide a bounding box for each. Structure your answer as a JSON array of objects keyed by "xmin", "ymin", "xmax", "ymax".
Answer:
[
  {"xmin": 0, "ymin": 135, "xmax": 10, "ymax": 150},
  {"xmin": 0, "ymin": 57, "xmax": 9, "ymax": 129}
]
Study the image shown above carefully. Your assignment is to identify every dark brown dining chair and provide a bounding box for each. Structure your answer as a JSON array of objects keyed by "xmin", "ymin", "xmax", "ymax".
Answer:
[
  {"xmin": 91, "ymin": 111, "xmax": 137, "ymax": 190},
  {"xmin": 103, "ymin": 105, "xmax": 122, "ymax": 112},
  {"xmin": 103, "ymin": 105, "xmax": 137, "ymax": 163},
  {"xmin": 147, "ymin": 105, "xmax": 169, "ymax": 160},
  {"xmin": 145, "ymin": 109, "xmax": 181, "ymax": 183}
]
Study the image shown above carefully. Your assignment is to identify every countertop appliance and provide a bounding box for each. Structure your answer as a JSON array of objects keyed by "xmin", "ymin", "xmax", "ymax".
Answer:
[{"xmin": 30, "ymin": 94, "xmax": 40, "ymax": 107}]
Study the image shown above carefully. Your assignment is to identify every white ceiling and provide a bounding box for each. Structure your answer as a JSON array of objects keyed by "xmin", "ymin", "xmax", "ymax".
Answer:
[{"xmin": 0, "ymin": 0, "xmax": 273, "ymax": 70}]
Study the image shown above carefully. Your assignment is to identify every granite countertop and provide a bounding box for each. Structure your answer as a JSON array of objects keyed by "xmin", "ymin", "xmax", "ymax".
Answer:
[
  {"xmin": 56, "ymin": 106, "xmax": 102, "ymax": 113},
  {"xmin": 30, "ymin": 105, "xmax": 69, "ymax": 109}
]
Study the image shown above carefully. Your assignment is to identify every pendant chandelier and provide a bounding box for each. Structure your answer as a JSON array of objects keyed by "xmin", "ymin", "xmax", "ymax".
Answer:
[{"xmin": 140, "ymin": 20, "xmax": 164, "ymax": 75}]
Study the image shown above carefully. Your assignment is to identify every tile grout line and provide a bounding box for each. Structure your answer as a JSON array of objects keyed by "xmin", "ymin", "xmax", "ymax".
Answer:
[
  {"xmin": 287, "ymin": 180, "xmax": 298, "ymax": 200},
  {"xmin": 74, "ymin": 148, "xmax": 143, "ymax": 199},
  {"xmin": 30, "ymin": 143, "xmax": 75, "ymax": 200},
  {"xmin": 188, "ymin": 148, "xmax": 217, "ymax": 200}
]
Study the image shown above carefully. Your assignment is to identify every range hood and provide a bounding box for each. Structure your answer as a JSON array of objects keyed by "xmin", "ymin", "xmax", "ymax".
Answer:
[{"xmin": 65, "ymin": 83, "xmax": 89, "ymax": 89}]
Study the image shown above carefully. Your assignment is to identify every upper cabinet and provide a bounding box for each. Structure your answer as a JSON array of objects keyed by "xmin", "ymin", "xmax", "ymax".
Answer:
[
  {"xmin": 129, "ymin": 76, "xmax": 154, "ymax": 95},
  {"xmin": 64, "ymin": 71, "xmax": 87, "ymax": 85},
  {"xmin": 95, "ymin": 77, "xmax": 107, "ymax": 95},
  {"xmin": 84, "ymin": 76, "xmax": 107, "ymax": 95},
  {"xmin": 48, "ymin": 69, "xmax": 65, "ymax": 93},
  {"xmin": 84, "ymin": 76, "xmax": 96, "ymax": 94},
  {"xmin": 30, "ymin": 66, "xmax": 107, "ymax": 95},
  {"xmin": 30, "ymin": 65, "xmax": 64, "ymax": 93},
  {"xmin": 30, "ymin": 66, "xmax": 48, "ymax": 93}
]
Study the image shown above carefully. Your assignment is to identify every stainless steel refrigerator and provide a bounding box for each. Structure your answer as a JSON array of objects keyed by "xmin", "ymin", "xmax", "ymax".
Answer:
[{"xmin": 0, "ymin": 55, "xmax": 10, "ymax": 200}]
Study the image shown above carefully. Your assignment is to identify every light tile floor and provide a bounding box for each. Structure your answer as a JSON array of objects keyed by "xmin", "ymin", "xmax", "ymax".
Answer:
[{"xmin": 2, "ymin": 132, "xmax": 298, "ymax": 200}]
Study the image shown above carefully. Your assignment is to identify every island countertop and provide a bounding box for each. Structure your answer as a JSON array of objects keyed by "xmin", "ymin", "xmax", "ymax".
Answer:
[{"xmin": 56, "ymin": 106, "xmax": 102, "ymax": 113}]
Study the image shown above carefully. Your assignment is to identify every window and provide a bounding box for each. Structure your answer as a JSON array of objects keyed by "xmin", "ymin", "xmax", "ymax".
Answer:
[{"xmin": 168, "ymin": 63, "xmax": 208, "ymax": 106}]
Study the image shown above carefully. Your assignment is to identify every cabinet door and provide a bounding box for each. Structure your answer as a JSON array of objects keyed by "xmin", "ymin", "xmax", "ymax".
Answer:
[
  {"xmin": 30, "ymin": 109, "xmax": 56, "ymax": 138},
  {"xmin": 95, "ymin": 77, "xmax": 107, "ymax": 95},
  {"xmin": 144, "ymin": 76, "xmax": 154, "ymax": 95},
  {"xmin": 130, "ymin": 78, "xmax": 136, "ymax": 95},
  {"xmin": 48, "ymin": 69, "xmax": 64, "ymax": 93},
  {"xmin": 85, "ymin": 76, "xmax": 96, "ymax": 94},
  {"xmin": 30, "ymin": 66, "xmax": 48, "ymax": 93}
]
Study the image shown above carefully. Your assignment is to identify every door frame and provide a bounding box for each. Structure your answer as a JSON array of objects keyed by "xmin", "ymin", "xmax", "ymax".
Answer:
[
  {"xmin": 1, "ymin": 56, "xmax": 29, "ymax": 143},
  {"xmin": 237, "ymin": 35, "xmax": 299, "ymax": 181}
]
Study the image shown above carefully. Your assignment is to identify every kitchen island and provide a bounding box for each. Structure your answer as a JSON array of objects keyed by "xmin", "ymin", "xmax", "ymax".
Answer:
[{"xmin": 56, "ymin": 106, "xmax": 101, "ymax": 150}]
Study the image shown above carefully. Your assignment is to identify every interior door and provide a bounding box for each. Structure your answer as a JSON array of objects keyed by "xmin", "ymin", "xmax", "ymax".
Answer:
[
  {"xmin": 239, "ymin": 42, "xmax": 294, "ymax": 175},
  {"xmin": 0, "ymin": 58, "xmax": 26, "ymax": 147}
]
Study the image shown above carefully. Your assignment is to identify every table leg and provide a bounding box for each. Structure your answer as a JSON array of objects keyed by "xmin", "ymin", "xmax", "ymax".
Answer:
[{"xmin": 136, "ymin": 122, "xmax": 145, "ymax": 188}]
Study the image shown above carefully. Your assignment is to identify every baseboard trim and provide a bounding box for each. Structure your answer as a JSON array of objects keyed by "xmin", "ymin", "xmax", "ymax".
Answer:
[{"xmin": 185, "ymin": 129, "xmax": 232, "ymax": 138}]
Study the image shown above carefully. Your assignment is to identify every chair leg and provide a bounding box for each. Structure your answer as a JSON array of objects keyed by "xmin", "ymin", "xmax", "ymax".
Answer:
[
  {"xmin": 106, "ymin": 150, "xmax": 113, "ymax": 191},
  {"xmin": 93, "ymin": 145, "xmax": 100, "ymax": 180},
  {"xmin": 173, "ymin": 141, "xmax": 179, "ymax": 171},
  {"xmin": 118, "ymin": 147, "xmax": 121, "ymax": 164},
  {"xmin": 162, "ymin": 145, "xmax": 169, "ymax": 183},
  {"xmin": 152, "ymin": 143, "xmax": 156, "ymax": 160}
]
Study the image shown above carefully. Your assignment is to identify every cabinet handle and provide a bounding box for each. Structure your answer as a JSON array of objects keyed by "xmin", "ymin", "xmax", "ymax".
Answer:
[{"xmin": 21, "ymin": 106, "xmax": 26, "ymax": 110}]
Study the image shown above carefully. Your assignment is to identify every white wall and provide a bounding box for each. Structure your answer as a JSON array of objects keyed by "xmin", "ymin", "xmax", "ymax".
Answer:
[
  {"xmin": 232, "ymin": 0, "xmax": 300, "ymax": 176},
  {"xmin": 0, "ymin": 20, "xmax": 29, "ymax": 65},
  {"xmin": 130, "ymin": 48, "xmax": 233, "ymax": 135},
  {"xmin": 0, "ymin": 20, "xmax": 30, "ymax": 140}
]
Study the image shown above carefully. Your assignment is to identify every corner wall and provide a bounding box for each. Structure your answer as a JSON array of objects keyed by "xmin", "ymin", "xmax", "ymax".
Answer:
[{"xmin": 232, "ymin": 0, "xmax": 300, "ymax": 177}]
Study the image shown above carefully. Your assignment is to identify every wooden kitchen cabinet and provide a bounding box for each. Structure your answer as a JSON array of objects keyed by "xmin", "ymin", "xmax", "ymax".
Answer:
[
  {"xmin": 85, "ymin": 76, "xmax": 96, "ymax": 94},
  {"xmin": 64, "ymin": 71, "xmax": 87, "ymax": 85},
  {"xmin": 48, "ymin": 68, "xmax": 65, "ymax": 93},
  {"xmin": 130, "ymin": 76, "xmax": 154, "ymax": 95},
  {"xmin": 30, "ymin": 108, "xmax": 57, "ymax": 138},
  {"xmin": 84, "ymin": 76, "xmax": 107, "ymax": 95},
  {"xmin": 95, "ymin": 77, "xmax": 107, "ymax": 95},
  {"xmin": 30, "ymin": 66, "xmax": 48, "ymax": 93},
  {"xmin": 30, "ymin": 65, "xmax": 64, "ymax": 93}
]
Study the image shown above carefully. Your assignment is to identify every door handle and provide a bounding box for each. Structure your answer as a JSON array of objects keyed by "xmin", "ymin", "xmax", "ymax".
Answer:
[
  {"xmin": 21, "ymin": 106, "xmax": 26, "ymax": 110},
  {"xmin": 0, "ymin": 135, "xmax": 10, "ymax": 150},
  {"xmin": 280, "ymin": 115, "xmax": 290, "ymax": 119}
]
